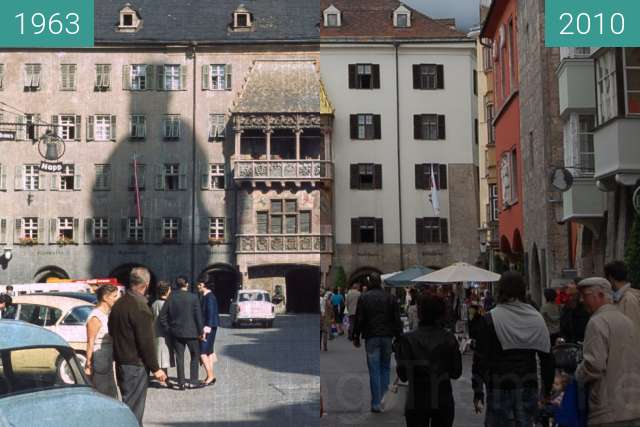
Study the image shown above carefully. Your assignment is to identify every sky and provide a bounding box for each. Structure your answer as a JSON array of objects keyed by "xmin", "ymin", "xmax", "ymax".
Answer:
[{"xmin": 403, "ymin": 0, "xmax": 481, "ymax": 32}]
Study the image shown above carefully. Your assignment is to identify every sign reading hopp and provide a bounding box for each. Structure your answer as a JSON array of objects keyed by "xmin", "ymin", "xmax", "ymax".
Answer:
[{"xmin": 36, "ymin": 130, "xmax": 65, "ymax": 173}]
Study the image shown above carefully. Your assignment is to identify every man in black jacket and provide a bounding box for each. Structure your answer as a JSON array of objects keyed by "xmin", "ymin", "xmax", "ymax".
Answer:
[
  {"xmin": 396, "ymin": 294, "xmax": 462, "ymax": 427},
  {"xmin": 472, "ymin": 271, "xmax": 554, "ymax": 426},
  {"xmin": 353, "ymin": 272, "xmax": 403, "ymax": 413},
  {"xmin": 160, "ymin": 276, "xmax": 204, "ymax": 389},
  {"xmin": 109, "ymin": 267, "xmax": 167, "ymax": 425}
]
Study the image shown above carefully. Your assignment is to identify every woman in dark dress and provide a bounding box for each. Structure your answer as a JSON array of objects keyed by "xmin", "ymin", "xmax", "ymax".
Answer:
[{"xmin": 197, "ymin": 279, "xmax": 220, "ymax": 386}]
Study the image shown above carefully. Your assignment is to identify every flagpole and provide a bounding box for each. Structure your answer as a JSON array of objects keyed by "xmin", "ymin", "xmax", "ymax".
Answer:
[
  {"xmin": 430, "ymin": 166, "xmax": 440, "ymax": 217},
  {"xmin": 133, "ymin": 152, "xmax": 142, "ymax": 224}
]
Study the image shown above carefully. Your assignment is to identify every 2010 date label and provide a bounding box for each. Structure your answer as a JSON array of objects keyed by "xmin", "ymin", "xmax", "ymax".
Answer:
[
  {"xmin": 546, "ymin": 0, "xmax": 640, "ymax": 47},
  {"xmin": 0, "ymin": 0, "xmax": 93, "ymax": 47}
]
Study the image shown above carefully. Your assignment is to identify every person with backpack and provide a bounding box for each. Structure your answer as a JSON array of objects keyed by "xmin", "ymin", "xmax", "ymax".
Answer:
[
  {"xmin": 395, "ymin": 294, "xmax": 462, "ymax": 426},
  {"xmin": 472, "ymin": 271, "xmax": 554, "ymax": 426}
]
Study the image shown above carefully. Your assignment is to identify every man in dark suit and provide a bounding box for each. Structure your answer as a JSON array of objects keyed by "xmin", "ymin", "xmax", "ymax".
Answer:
[
  {"xmin": 109, "ymin": 267, "xmax": 167, "ymax": 424},
  {"xmin": 160, "ymin": 276, "xmax": 204, "ymax": 389}
]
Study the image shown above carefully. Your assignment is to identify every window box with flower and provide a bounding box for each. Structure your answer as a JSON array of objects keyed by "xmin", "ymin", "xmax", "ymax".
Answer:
[
  {"xmin": 18, "ymin": 237, "xmax": 38, "ymax": 246},
  {"xmin": 56, "ymin": 236, "xmax": 77, "ymax": 246},
  {"xmin": 208, "ymin": 237, "xmax": 225, "ymax": 246}
]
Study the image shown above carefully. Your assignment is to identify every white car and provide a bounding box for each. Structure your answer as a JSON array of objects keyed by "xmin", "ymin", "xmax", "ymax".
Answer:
[
  {"xmin": 2, "ymin": 295, "xmax": 94, "ymax": 367},
  {"xmin": 230, "ymin": 290, "xmax": 275, "ymax": 328}
]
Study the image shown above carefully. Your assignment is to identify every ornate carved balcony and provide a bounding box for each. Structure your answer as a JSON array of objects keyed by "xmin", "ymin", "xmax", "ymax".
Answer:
[
  {"xmin": 236, "ymin": 234, "xmax": 333, "ymax": 254},
  {"xmin": 233, "ymin": 160, "xmax": 333, "ymax": 186}
]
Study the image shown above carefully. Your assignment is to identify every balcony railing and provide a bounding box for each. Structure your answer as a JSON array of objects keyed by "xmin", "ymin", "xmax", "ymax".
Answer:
[
  {"xmin": 560, "ymin": 47, "xmax": 592, "ymax": 60},
  {"xmin": 234, "ymin": 160, "xmax": 333, "ymax": 182},
  {"xmin": 236, "ymin": 234, "xmax": 333, "ymax": 254}
]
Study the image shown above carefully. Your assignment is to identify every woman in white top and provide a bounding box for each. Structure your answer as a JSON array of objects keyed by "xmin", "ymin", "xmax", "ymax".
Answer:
[{"xmin": 85, "ymin": 284, "xmax": 120, "ymax": 398}]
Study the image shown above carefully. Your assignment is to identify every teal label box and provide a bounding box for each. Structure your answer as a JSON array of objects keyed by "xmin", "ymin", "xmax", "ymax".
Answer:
[
  {"xmin": 0, "ymin": 0, "xmax": 93, "ymax": 48},
  {"xmin": 546, "ymin": 0, "xmax": 640, "ymax": 47}
]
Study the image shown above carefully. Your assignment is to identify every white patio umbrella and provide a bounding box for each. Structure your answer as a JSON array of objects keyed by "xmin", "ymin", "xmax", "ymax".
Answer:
[{"xmin": 412, "ymin": 262, "xmax": 501, "ymax": 283}]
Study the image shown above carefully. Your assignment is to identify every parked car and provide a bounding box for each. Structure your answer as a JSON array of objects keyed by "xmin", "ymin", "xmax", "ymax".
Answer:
[
  {"xmin": 44, "ymin": 292, "xmax": 98, "ymax": 304},
  {"xmin": 2, "ymin": 295, "xmax": 94, "ymax": 367},
  {"xmin": 0, "ymin": 320, "xmax": 138, "ymax": 427},
  {"xmin": 230, "ymin": 290, "xmax": 275, "ymax": 328}
]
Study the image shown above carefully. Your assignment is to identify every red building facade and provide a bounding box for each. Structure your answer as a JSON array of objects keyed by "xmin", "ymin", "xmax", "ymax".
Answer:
[{"xmin": 481, "ymin": 0, "xmax": 524, "ymax": 262}]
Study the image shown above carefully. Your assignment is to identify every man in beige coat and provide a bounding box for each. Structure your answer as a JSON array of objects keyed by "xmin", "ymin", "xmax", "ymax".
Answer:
[
  {"xmin": 605, "ymin": 261, "xmax": 640, "ymax": 326},
  {"xmin": 576, "ymin": 277, "xmax": 640, "ymax": 426},
  {"xmin": 345, "ymin": 283, "xmax": 361, "ymax": 341}
]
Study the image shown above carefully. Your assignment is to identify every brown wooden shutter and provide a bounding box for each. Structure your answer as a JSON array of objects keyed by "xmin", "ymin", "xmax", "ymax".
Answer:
[
  {"xmin": 414, "ymin": 115, "xmax": 421, "ymax": 139},
  {"xmin": 372, "ymin": 65, "xmax": 380, "ymax": 89},
  {"xmin": 413, "ymin": 64, "xmax": 421, "ymax": 89},
  {"xmin": 374, "ymin": 164, "xmax": 382, "ymax": 189},
  {"xmin": 351, "ymin": 218, "xmax": 360, "ymax": 243},
  {"xmin": 440, "ymin": 218, "xmax": 449, "ymax": 243},
  {"xmin": 375, "ymin": 218, "xmax": 383, "ymax": 243},
  {"xmin": 415, "ymin": 164, "xmax": 425, "ymax": 189},
  {"xmin": 373, "ymin": 115, "xmax": 381, "ymax": 139},
  {"xmin": 350, "ymin": 115, "xmax": 358, "ymax": 139},
  {"xmin": 436, "ymin": 65, "xmax": 444, "ymax": 89},
  {"xmin": 350, "ymin": 164, "xmax": 359, "ymax": 189},
  {"xmin": 439, "ymin": 164, "xmax": 448, "ymax": 189},
  {"xmin": 416, "ymin": 218, "xmax": 425, "ymax": 243},
  {"xmin": 348, "ymin": 65, "xmax": 356, "ymax": 89},
  {"xmin": 437, "ymin": 115, "xmax": 446, "ymax": 139}
]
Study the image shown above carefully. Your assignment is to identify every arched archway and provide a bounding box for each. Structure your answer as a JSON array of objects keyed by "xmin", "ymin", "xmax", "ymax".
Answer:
[
  {"xmin": 513, "ymin": 229, "xmax": 524, "ymax": 255},
  {"xmin": 34, "ymin": 266, "xmax": 70, "ymax": 283},
  {"xmin": 199, "ymin": 264, "xmax": 239, "ymax": 314},
  {"xmin": 108, "ymin": 264, "xmax": 157, "ymax": 296},
  {"xmin": 285, "ymin": 266, "xmax": 320, "ymax": 313},
  {"xmin": 348, "ymin": 266, "xmax": 383, "ymax": 288},
  {"xmin": 500, "ymin": 235, "xmax": 512, "ymax": 256}
]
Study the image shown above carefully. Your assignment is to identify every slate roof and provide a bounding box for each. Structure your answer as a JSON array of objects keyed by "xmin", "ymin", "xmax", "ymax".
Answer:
[
  {"xmin": 320, "ymin": 0, "xmax": 469, "ymax": 42},
  {"xmin": 233, "ymin": 60, "xmax": 320, "ymax": 113},
  {"xmin": 94, "ymin": 0, "xmax": 320, "ymax": 44}
]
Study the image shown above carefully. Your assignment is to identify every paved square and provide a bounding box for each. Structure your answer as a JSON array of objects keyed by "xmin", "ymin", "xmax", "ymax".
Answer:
[{"xmin": 144, "ymin": 314, "xmax": 320, "ymax": 426}]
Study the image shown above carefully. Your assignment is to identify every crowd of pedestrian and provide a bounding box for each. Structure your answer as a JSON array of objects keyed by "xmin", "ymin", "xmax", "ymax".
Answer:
[
  {"xmin": 322, "ymin": 260, "xmax": 640, "ymax": 427},
  {"xmin": 87, "ymin": 267, "xmax": 220, "ymax": 426}
]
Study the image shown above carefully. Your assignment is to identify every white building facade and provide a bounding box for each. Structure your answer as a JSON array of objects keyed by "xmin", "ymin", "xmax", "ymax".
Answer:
[{"xmin": 321, "ymin": 0, "xmax": 480, "ymax": 283}]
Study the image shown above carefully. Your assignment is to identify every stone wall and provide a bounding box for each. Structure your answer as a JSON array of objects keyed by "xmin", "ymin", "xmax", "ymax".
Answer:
[
  {"xmin": 518, "ymin": 0, "xmax": 569, "ymax": 302},
  {"xmin": 332, "ymin": 163, "xmax": 479, "ymax": 280}
]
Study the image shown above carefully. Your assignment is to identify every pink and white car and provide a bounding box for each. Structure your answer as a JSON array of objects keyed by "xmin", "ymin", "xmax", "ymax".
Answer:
[{"xmin": 230, "ymin": 290, "xmax": 275, "ymax": 328}]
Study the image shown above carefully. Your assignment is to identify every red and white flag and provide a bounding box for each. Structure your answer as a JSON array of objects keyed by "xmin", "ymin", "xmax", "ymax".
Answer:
[
  {"xmin": 430, "ymin": 166, "xmax": 440, "ymax": 217},
  {"xmin": 133, "ymin": 153, "xmax": 142, "ymax": 223}
]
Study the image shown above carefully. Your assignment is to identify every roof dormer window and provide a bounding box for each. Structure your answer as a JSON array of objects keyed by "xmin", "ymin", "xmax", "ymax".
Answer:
[
  {"xmin": 117, "ymin": 4, "xmax": 142, "ymax": 32},
  {"xmin": 233, "ymin": 5, "xmax": 252, "ymax": 30},
  {"xmin": 393, "ymin": 5, "xmax": 412, "ymax": 28},
  {"xmin": 323, "ymin": 5, "xmax": 342, "ymax": 27},
  {"xmin": 122, "ymin": 13, "xmax": 133, "ymax": 27}
]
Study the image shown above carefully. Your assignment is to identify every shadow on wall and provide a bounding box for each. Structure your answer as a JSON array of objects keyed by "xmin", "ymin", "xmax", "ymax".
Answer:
[{"xmin": 87, "ymin": 57, "xmax": 237, "ymax": 304}]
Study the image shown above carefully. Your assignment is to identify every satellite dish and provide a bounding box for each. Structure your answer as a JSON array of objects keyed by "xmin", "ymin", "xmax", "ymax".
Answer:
[{"xmin": 550, "ymin": 167, "xmax": 574, "ymax": 192}]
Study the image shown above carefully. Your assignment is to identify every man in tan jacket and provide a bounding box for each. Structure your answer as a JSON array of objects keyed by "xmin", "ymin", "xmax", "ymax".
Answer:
[
  {"xmin": 345, "ymin": 283, "xmax": 361, "ymax": 340},
  {"xmin": 576, "ymin": 277, "xmax": 640, "ymax": 426},
  {"xmin": 605, "ymin": 261, "xmax": 640, "ymax": 326}
]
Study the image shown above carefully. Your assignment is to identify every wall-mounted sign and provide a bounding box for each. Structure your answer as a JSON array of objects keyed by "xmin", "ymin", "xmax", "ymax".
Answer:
[
  {"xmin": 550, "ymin": 167, "xmax": 574, "ymax": 192},
  {"xmin": 0, "ymin": 130, "xmax": 16, "ymax": 140},
  {"xmin": 633, "ymin": 186, "xmax": 640, "ymax": 215},
  {"xmin": 37, "ymin": 131, "xmax": 65, "ymax": 173}
]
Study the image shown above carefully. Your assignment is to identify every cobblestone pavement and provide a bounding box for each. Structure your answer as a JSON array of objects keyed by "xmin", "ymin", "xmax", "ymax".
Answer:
[
  {"xmin": 144, "ymin": 314, "xmax": 320, "ymax": 427},
  {"xmin": 320, "ymin": 334, "xmax": 483, "ymax": 427}
]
